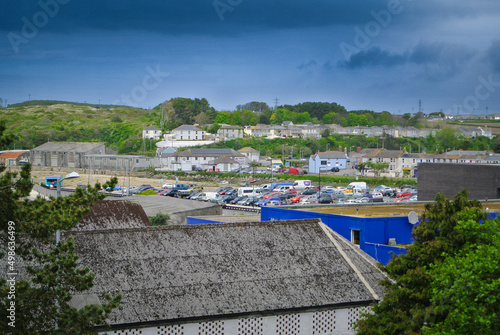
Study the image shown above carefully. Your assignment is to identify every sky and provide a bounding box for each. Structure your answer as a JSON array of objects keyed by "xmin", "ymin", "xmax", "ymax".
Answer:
[{"xmin": 1, "ymin": 0, "xmax": 500, "ymax": 114}]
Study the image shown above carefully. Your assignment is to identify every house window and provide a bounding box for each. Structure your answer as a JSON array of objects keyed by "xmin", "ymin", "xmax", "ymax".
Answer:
[
  {"xmin": 195, "ymin": 157, "xmax": 198, "ymax": 160},
  {"xmin": 351, "ymin": 230, "xmax": 360, "ymax": 246},
  {"xmin": 321, "ymin": 161, "xmax": 327, "ymax": 165}
]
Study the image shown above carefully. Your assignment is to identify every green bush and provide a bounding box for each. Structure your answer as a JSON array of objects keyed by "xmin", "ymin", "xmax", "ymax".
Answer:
[
  {"xmin": 149, "ymin": 213, "xmax": 170, "ymax": 226},
  {"xmin": 137, "ymin": 189, "xmax": 158, "ymax": 195}
]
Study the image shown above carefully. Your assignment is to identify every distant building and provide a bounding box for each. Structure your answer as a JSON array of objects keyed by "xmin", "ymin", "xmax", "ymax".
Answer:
[
  {"xmin": 238, "ymin": 147, "xmax": 260, "ymax": 162},
  {"xmin": 0, "ymin": 150, "xmax": 30, "ymax": 166},
  {"xmin": 217, "ymin": 124, "xmax": 244, "ymax": 140},
  {"xmin": 162, "ymin": 148, "xmax": 246, "ymax": 172},
  {"xmin": 142, "ymin": 126, "xmax": 162, "ymax": 140},
  {"xmin": 309, "ymin": 151, "xmax": 350, "ymax": 173},
  {"xmin": 171, "ymin": 125, "xmax": 206, "ymax": 141},
  {"xmin": 30, "ymin": 142, "xmax": 114, "ymax": 168},
  {"xmin": 418, "ymin": 163, "xmax": 500, "ymax": 200},
  {"xmin": 85, "ymin": 154, "xmax": 158, "ymax": 172}
]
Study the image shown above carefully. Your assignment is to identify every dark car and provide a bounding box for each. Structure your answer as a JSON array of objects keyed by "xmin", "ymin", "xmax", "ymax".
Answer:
[
  {"xmin": 300, "ymin": 188, "xmax": 317, "ymax": 196},
  {"xmin": 330, "ymin": 167, "xmax": 340, "ymax": 172},
  {"xmin": 317, "ymin": 194, "xmax": 333, "ymax": 204},
  {"xmin": 164, "ymin": 189, "xmax": 179, "ymax": 197}
]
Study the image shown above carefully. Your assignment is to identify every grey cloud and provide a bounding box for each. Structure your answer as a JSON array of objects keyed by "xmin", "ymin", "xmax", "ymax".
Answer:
[
  {"xmin": 487, "ymin": 39, "xmax": 500, "ymax": 72},
  {"xmin": 339, "ymin": 41, "xmax": 475, "ymax": 80},
  {"xmin": 339, "ymin": 47, "xmax": 407, "ymax": 69}
]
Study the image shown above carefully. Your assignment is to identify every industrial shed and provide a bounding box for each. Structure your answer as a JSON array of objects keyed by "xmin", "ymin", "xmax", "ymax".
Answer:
[{"xmin": 61, "ymin": 219, "xmax": 386, "ymax": 334}]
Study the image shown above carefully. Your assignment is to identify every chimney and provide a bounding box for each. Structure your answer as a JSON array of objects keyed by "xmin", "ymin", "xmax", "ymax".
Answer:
[{"xmin": 339, "ymin": 145, "xmax": 342, "ymax": 152}]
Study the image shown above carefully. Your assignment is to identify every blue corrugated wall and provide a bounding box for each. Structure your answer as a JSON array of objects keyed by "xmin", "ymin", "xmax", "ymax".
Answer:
[{"xmin": 261, "ymin": 207, "xmax": 412, "ymax": 265}]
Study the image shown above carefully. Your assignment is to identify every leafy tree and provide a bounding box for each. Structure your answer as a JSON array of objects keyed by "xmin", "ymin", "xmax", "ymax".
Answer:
[
  {"xmin": 435, "ymin": 128, "xmax": 461, "ymax": 151},
  {"xmin": 355, "ymin": 190, "xmax": 486, "ymax": 334},
  {"xmin": 0, "ymin": 126, "xmax": 121, "ymax": 333},
  {"xmin": 423, "ymin": 210, "xmax": 500, "ymax": 334},
  {"xmin": 366, "ymin": 161, "xmax": 389, "ymax": 176}
]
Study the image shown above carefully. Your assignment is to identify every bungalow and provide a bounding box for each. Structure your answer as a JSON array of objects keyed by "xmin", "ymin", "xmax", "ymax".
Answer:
[
  {"xmin": 309, "ymin": 150, "xmax": 350, "ymax": 173},
  {"xmin": 0, "ymin": 150, "xmax": 30, "ymax": 165}
]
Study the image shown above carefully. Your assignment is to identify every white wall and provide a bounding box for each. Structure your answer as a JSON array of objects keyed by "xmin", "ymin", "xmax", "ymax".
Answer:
[{"xmin": 99, "ymin": 306, "xmax": 371, "ymax": 335}]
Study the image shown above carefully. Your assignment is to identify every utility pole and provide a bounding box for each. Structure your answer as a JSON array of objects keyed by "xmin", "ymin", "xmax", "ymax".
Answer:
[{"xmin": 418, "ymin": 99, "xmax": 422, "ymax": 113}]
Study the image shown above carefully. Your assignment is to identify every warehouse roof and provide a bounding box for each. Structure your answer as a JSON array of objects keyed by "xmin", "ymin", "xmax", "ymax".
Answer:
[{"xmin": 65, "ymin": 219, "xmax": 386, "ymax": 327}]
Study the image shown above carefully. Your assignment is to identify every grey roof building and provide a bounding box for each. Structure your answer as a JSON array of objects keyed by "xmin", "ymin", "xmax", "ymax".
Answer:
[
  {"xmin": 30, "ymin": 142, "xmax": 115, "ymax": 168},
  {"xmin": 61, "ymin": 219, "xmax": 386, "ymax": 334}
]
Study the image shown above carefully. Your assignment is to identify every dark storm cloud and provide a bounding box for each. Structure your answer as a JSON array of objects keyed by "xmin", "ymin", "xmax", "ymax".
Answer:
[
  {"xmin": 340, "ymin": 41, "xmax": 475, "ymax": 79},
  {"xmin": 487, "ymin": 39, "xmax": 500, "ymax": 72},
  {"xmin": 340, "ymin": 47, "xmax": 407, "ymax": 69},
  {"xmin": 0, "ymin": 0, "xmax": 393, "ymax": 35}
]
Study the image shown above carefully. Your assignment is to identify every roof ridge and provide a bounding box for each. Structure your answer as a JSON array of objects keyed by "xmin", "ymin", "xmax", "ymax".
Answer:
[{"xmin": 318, "ymin": 222, "xmax": 380, "ymax": 300}]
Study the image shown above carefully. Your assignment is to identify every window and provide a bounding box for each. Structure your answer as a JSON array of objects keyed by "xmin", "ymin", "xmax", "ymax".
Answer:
[{"xmin": 321, "ymin": 161, "xmax": 327, "ymax": 165}]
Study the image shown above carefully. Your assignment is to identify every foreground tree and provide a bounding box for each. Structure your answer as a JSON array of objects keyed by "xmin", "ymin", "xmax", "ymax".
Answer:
[
  {"xmin": 0, "ymin": 123, "xmax": 121, "ymax": 334},
  {"xmin": 355, "ymin": 190, "xmax": 497, "ymax": 334}
]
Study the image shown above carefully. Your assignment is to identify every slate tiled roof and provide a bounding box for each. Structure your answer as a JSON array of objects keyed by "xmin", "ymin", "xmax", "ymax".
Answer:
[
  {"xmin": 316, "ymin": 151, "xmax": 348, "ymax": 159},
  {"xmin": 74, "ymin": 200, "xmax": 151, "ymax": 230},
  {"xmin": 172, "ymin": 125, "xmax": 202, "ymax": 131},
  {"xmin": 65, "ymin": 219, "xmax": 386, "ymax": 327},
  {"xmin": 144, "ymin": 126, "xmax": 160, "ymax": 131}
]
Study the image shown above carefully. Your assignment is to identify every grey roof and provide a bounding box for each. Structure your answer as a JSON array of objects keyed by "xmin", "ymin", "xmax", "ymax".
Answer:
[
  {"xmin": 210, "ymin": 156, "xmax": 240, "ymax": 165},
  {"xmin": 74, "ymin": 200, "xmax": 151, "ymax": 230},
  {"xmin": 190, "ymin": 148, "xmax": 236, "ymax": 155},
  {"xmin": 316, "ymin": 151, "xmax": 348, "ymax": 159},
  {"xmin": 144, "ymin": 126, "xmax": 160, "ymax": 131},
  {"xmin": 172, "ymin": 125, "xmax": 202, "ymax": 131},
  {"xmin": 62, "ymin": 219, "xmax": 385, "ymax": 327},
  {"xmin": 32, "ymin": 142, "xmax": 105, "ymax": 153}
]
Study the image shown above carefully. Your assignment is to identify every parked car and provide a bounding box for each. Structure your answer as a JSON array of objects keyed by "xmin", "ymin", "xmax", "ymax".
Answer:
[
  {"xmin": 317, "ymin": 194, "xmax": 333, "ymax": 204},
  {"xmin": 162, "ymin": 183, "xmax": 175, "ymax": 189},
  {"xmin": 396, "ymin": 191, "xmax": 412, "ymax": 198},
  {"xmin": 330, "ymin": 167, "xmax": 340, "ymax": 172},
  {"xmin": 395, "ymin": 196, "xmax": 410, "ymax": 203},
  {"xmin": 163, "ymin": 189, "xmax": 179, "ymax": 197}
]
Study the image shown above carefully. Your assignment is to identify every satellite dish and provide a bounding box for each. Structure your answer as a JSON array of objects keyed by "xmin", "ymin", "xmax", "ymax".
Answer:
[{"xmin": 408, "ymin": 211, "xmax": 419, "ymax": 225}]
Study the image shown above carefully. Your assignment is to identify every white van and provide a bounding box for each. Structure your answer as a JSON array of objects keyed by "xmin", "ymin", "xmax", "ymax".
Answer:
[
  {"xmin": 293, "ymin": 180, "xmax": 312, "ymax": 190},
  {"xmin": 345, "ymin": 182, "xmax": 367, "ymax": 194},
  {"xmin": 274, "ymin": 185, "xmax": 295, "ymax": 193},
  {"xmin": 238, "ymin": 187, "xmax": 259, "ymax": 197},
  {"xmin": 202, "ymin": 192, "xmax": 217, "ymax": 201}
]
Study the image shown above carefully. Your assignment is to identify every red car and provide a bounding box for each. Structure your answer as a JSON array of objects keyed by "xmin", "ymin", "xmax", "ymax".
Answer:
[
  {"xmin": 395, "ymin": 196, "xmax": 410, "ymax": 203},
  {"xmin": 396, "ymin": 191, "xmax": 412, "ymax": 198},
  {"xmin": 290, "ymin": 194, "xmax": 307, "ymax": 203},
  {"xmin": 263, "ymin": 192, "xmax": 282, "ymax": 199}
]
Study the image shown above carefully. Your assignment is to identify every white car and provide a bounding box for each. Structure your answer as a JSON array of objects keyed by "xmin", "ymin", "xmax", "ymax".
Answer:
[{"xmin": 162, "ymin": 183, "xmax": 174, "ymax": 189}]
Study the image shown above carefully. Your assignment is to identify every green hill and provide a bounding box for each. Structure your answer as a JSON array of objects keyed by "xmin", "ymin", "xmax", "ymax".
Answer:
[{"xmin": 0, "ymin": 100, "xmax": 161, "ymax": 154}]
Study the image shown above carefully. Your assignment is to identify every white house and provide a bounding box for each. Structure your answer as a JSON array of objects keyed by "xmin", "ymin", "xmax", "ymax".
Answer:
[
  {"xmin": 217, "ymin": 125, "xmax": 245, "ymax": 140},
  {"xmin": 171, "ymin": 125, "xmax": 206, "ymax": 141},
  {"xmin": 238, "ymin": 147, "xmax": 261, "ymax": 162},
  {"xmin": 142, "ymin": 126, "xmax": 162, "ymax": 140},
  {"xmin": 309, "ymin": 151, "xmax": 350, "ymax": 173},
  {"xmin": 162, "ymin": 148, "xmax": 246, "ymax": 172}
]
